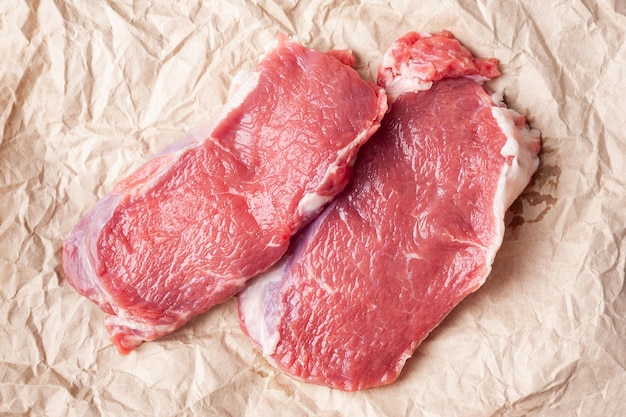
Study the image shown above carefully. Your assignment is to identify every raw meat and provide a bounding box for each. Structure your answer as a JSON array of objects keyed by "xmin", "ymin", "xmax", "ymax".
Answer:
[
  {"xmin": 238, "ymin": 31, "xmax": 541, "ymax": 391},
  {"xmin": 62, "ymin": 35, "xmax": 387, "ymax": 354}
]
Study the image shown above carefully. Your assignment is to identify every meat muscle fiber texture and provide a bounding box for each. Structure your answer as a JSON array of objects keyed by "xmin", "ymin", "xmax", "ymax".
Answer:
[
  {"xmin": 238, "ymin": 31, "xmax": 541, "ymax": 391},
  {"xmin": 62, "ymin": 35, "xmax": 387, "ymax": 354}
]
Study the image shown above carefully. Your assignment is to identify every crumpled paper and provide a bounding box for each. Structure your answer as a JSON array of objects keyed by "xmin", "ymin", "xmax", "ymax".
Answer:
[{"xmin": 1, "ymin": 0, "xmax": 625, "ymax": 415}]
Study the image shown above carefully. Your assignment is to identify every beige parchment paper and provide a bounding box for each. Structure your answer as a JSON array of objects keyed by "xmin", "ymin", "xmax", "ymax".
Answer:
[{"xmin": 1, "ymin": 0, "xmax": 625, "ymax": 416}]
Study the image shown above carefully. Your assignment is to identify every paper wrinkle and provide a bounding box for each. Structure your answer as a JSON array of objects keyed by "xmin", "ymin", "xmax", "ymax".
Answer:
[
  {"xmin": 488, "ymin": 361, "xmax": 576, "ymax": 417},
  {"xmin": 2, "ymin": 0, "xmax": 626, "ymax": 415}
]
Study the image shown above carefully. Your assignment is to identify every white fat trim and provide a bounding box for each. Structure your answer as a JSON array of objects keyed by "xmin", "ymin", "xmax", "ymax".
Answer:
[
  {"xmin": 297, "ymin": 124, "xmax": 373, "ymax": 218},
  {"xmin": 262, "ymin": 39, "xmax": 279, "ymax": 55},
  {"xmin": 487, "ymin": 104, "xmax": 540, "ymax": 265},
  {"xmin": 385, "ymin": 78, "xmax": 433, "ymax": 102},
  {"xmin": 239, "ymin": 260, "xmax": 286, "ymax": 356},
  {"xmin": 491, "ymin": 105, "xmax": 541, "ymax": 212},
  {"xmin": 105, "ymin": 310, "xmax": 190, "ymax": 340},
  {"xmin": 464, "ymin": 74, "xmax": 491, "ymax": 84},
  {"xmin": 228, "ymin": 69, "xmax": 252, "ymax": 100},
  {"xmin": 297, "ymin": 192, "xmax": 332, "ymax": 218},
  {"xmin": 490, "ymin": 88, "xmax": 504, "ymax": 105},
  {"xmin": 217, "ymin": 70, "xmax": 262, "ymax": 130},
  {"xmin": 69, "ymin": 195, "xmax": 122, "ymax": 310}
]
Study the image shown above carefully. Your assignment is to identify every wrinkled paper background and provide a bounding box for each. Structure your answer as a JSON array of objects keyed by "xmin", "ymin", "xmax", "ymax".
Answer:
[{"xmin": 1, "ymin": 0, "xmax": 625, "ymax": 415}]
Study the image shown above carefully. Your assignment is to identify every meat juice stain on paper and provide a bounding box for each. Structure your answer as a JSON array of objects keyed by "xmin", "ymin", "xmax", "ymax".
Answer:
[{"xmin": 508, "ymin": 144, "xmax": 560, "ymax": 228}]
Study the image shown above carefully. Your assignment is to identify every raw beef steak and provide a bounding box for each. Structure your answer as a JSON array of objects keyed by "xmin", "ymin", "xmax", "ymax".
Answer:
[
  {"xmin": 238, "ymin": 31, "xmax": 541, "ymax": 391},
  {"xmin": 63, "ymin": 35, "xmax": 387, "ymax": 354}
]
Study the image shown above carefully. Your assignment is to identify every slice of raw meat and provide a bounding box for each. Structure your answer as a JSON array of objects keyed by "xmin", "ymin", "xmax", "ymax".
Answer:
[
  {"xmin": 62, "ymin": 35, "xmax": 387, "ymax": 354},
  {"xmin": 238, "ymin": 31, "xmax": 541, "ymax": 391}
]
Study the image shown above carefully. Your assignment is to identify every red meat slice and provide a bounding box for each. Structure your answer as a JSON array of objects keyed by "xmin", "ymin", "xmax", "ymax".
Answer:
[
  {"xmin": 238, "ymin": 31, "xmax": 541, "ymax": 391},
  {"xmin": 62, "ymin": 35, "xmax": 387, "ymax": 354}
]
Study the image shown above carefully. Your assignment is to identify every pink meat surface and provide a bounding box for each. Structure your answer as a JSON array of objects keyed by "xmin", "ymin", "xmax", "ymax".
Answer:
[
  {"xmin": 238, "ymin": 31, "xmax": 541, "ymax": 391},
  {"xmin": 62, "ymin": 36, "xmax": 387, "ymax": 354}
]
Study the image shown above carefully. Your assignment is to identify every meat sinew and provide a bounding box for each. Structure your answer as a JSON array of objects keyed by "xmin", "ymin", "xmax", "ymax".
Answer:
[
  {"xmin": 238, "ymin": 31, "xmax": 541, "ymax": 391},
  {"xmin": 62, "ymin": 35, "xmax": 387, "ymax": 354}
]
